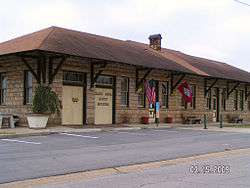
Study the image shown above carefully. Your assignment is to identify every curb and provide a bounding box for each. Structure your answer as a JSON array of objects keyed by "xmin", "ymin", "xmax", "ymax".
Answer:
[
  {"xmin": 0, "ymin": 127, "xmax": 143, "ymax": 139},
  {"xmin": 0, "ymin": 132, "xmax": 54, "ymax": 139},
  {"xmin": 0, "ymin": 125, "xmax": 175, "ymax": 139}
]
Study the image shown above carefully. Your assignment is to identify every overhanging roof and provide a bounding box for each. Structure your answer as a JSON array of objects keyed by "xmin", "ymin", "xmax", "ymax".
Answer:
[{"xmin": 0, "ymin": 26, "xmax": 249, "ymax": 83}]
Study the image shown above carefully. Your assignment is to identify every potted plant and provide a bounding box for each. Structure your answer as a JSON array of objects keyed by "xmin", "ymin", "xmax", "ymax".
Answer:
[
  {"xmin": 27, "ymin": 85, "xmax": 61, "ymax": 129},
  {"xmin": 165, "ymin": 116, "xmax": 173, "ymax": 123}
]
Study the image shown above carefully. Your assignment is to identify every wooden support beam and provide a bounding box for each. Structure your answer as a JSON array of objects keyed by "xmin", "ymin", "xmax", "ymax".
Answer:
[
  {"xmin": 50, "ymin": 56, "xmax": 66, "ymax": 83},
  {"xmin": 48, "ymin": 57, "xmax": 53, "ymax": 84},
  {"xmin": 37, "ymin": 58, "xmax": 41, "ymax": 83},
  {"xmin": 245, "ymin": 84, "xmax": 250, "ymax": 101},
  {"xmin": 19, "ymin": 54, "xmax": 40, "ymax": 59},
  {"xmin": 204, "ymin": 78, "xmax": 218, "ymax": 97},
  {"xmin": 170, "ymin": 73, "xmax": 185, "ymax": 94},
  {"xmin": 20, "ymin": 53, "xmax": 66, "ymax": 85},
  {"xmin": 93, "ymin": 62, "xmax": 107, "ymax": 83},
  {"xmin": 204, "ymin": 78, "xmax": 207, "ymax": 97},
  {"xmin": 90, "ymin": 61, "xmax": 108, "ymax": 87},
  {"xmin": 90, "ymin": 63, "xmax": 94, "ymax": 88},
  {"xmin": 20, "ymin": 56, "xmax": 40, "ymax": 83},
  {"xmin": 227, "ymin": 82, "xmax": 240, "ymax": 99},
  {"xmin": 41, "ymin": 56, "xmax": 47, "ymax": 84},
  {"xmin": 135, "ymin": 68, "xmax": 139, "ymax": 91},
  {"xmin": 135, "ymin": 68, "xmax": 153, "ymax": 91}
]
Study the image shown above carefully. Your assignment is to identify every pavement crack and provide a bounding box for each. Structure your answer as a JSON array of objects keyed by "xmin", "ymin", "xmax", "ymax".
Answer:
[{"xmin": 113, "ymin": 167, "xmax": 125, "ymax": 174}]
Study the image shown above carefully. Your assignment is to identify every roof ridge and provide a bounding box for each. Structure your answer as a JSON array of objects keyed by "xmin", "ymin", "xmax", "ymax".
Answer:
[
  {"xmin": 0, "ymin": 26, "xmax": 54, "ymax": 46},
  {"xmin": 37, "ymin": 26, "xmax": 57, "ymax": 49},
  {"xmin": 159, "ymin": 50, "xmax": 209, "ymax": 76},
  {"xmin": 126, "ymin": 40, "xmax": 209, "ymax": 76},
  {"xmin": 126, "ymin": 40, "xmax": 229, "ymax": 68},
  {"xmin": 48, "ymin": 26, "xmax": 128, "ymax": 44}
]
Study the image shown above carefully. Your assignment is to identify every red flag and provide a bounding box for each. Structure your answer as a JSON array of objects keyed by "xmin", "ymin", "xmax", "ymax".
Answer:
[{"xmin": 178, "ymin": 81, "xmax": 193, "ymax": 103}]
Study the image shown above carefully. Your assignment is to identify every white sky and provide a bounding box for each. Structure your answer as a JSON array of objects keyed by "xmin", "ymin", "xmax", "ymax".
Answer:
[{"xmin": 0, "ymin": 0, "xmax": 250, "ymax": 72}]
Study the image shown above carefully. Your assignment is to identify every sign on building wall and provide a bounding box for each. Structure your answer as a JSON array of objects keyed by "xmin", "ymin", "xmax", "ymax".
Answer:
[{"xmin": 94, "ymin": 88, "xmax": 113, "ymax": 124}]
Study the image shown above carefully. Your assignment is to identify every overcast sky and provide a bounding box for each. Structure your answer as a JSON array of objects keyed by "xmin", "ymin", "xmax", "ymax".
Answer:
[{"xmin": 0, "ymin": 0, "xmax": 250, "ymax": 72}]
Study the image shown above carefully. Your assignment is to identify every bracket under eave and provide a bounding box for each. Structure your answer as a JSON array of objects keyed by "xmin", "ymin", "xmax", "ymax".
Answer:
[{"xmin": 170, "ymin": 72, "xmax": 185, "ymax": 94}]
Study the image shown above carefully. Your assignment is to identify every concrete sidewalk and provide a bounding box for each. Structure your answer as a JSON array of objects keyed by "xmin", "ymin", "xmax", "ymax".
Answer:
[
  {"xmin": 180, "ymin": 125, "xmax": 250, "ymax": 133},
  {"xmin": 0, "ymin": 123, "xmax": 250, "ymax": 139}
]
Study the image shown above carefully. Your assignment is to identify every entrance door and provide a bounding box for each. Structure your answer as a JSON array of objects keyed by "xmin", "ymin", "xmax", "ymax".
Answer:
[
  {"xmin": 62, "ymin": 86, "xmax": 83, "ymax": 125},
  {"xmin": 94, "ymin": 88, "xmax": 113, "ymax": 125},
  {"xmin": 212, "ymin": 88, "xmax": 220, "ymax": 122}
]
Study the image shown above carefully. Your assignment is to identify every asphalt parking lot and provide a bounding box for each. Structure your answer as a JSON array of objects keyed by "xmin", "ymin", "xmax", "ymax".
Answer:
[{"xmin": 1, "ymin": 128, "xmax": 250, "ymax": 184}]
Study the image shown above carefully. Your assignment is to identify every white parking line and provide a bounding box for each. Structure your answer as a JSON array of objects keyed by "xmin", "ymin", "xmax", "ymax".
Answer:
[
  {"xmin": 153, "ymin": 129, "xmax": 179, "ymax": 133},
  {"xmin": 113, "ymin": 131, "xmax": 148, "ymax": 136},
  {"xmin": 59, "ymin": 132, "xmax": 99, "ymax": 139},
  {"xmin": 1, "ymin": 139, "xmax": 41, "ymax": 145}
]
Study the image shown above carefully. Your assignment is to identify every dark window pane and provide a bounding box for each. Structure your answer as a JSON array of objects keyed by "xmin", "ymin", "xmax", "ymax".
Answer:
[
  {"xmin": 121, "ymin": 77, "xmax": 129, "ymax": 106},
  {"xmin": 0, "ymin": 73, "xmax": 7, "ymax": 105},
  {"xmin": 138, "ymin": 87, "xmax": 145, "ymax": 107},
  {"xmin": 24, "ymin": 71, "xmax": 33, "ymax": 104},
  {"xmin": 96, "ymin": 75, "xmax": 113, "ymax": 85},
  {"xmin": 63, "ymin": 71, "xmax": 84, "ymax": 85},
  {"xmin": 162, "ymin": 82, "xmax": 169, "ymax": 109}
]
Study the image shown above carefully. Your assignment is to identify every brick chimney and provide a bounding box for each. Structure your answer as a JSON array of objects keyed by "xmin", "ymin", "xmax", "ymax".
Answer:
[{"xmin": 149, "ymin": 34, "xmax": 162, "ymax": 51}]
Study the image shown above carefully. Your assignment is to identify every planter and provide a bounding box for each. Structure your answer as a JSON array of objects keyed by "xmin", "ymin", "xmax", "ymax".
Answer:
[
  {"xmin": 27, "ymin": 114, "xmax": 49, "ymax": 129},
  {"xmin": 142, "ymin": 116, "xmax": 149, "ymax": 124},
  {"xmin": 165, "ymin": 117, "xmax": 173, "ymax": 123}
]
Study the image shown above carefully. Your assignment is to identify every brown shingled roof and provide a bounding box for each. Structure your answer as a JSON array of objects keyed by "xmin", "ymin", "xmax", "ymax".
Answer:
[
  {"xmin": 163, "ymin": 49, "xmax": 250, "ymax": 83},
  {"xmin": 0, "ymin": 26, "xmax": 249, "ymax": 83}
]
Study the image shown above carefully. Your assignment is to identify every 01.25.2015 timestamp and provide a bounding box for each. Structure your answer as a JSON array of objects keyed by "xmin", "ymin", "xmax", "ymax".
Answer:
[{"xmin": 189, "ymin": 164, "xmax": 231, "ymax": 174}]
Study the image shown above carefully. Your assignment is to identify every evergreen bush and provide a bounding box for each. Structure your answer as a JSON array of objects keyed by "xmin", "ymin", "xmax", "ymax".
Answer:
[{"xmin": 32, "ymin": 85, "xmax": 61, "ymax": 114}]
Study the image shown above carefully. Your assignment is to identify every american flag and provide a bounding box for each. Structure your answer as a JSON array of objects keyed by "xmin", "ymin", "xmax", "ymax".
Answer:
[{"xmin": 144, "ymin": 80, "xmax": 156, "ymax": 105}]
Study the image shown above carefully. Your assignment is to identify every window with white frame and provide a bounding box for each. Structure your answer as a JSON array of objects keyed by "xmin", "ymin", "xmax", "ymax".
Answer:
[
  {"xmin": 24, "ymin": 71, "xmax": 33, "ymax": 104},
  {"xmin": 121, "ymin": 77, "xmax": 129, "ymax": 107},
  {"xmin": 234, "ymin": 90, "xmax": 238, "ymax": 111},
  {"xmin": 239, "ymin": 90, "xmax": 244, "ymax": 111},
  {"xmin": 190, "ymin": 85, "xmax": 196, "ymax": 109},
  {"xmin": 0, "ymin": 73, "xmax": 7, "ymax": 105},
  {"xmin": 162, "ymin": 82, "xmax": 169, "ymax": 108},
  {"xmin": 138, "ymin": 86, "xmax": 145, "ymax": 108}
]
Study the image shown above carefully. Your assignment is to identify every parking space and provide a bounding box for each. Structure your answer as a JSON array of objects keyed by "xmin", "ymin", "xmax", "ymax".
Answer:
[
  {"xmin": 1, "ymin": 128, "xmax": 250, "ymax": 184},
  {"xmin": 0, "ymin": 128, "xmax": 243, "ymax": 149},
  {"xmin": 0, "ymin": 138, "xmax": 41, "ymax": 145},
  {"xmin": 0, "ymin": 128, "xmax": 233, "ymax": 147}
]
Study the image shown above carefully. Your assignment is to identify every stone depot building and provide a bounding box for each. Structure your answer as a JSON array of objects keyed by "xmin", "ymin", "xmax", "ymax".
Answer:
[{"xmin": 0, "ymin": 26, "xmax": 250, "ymax": 126}]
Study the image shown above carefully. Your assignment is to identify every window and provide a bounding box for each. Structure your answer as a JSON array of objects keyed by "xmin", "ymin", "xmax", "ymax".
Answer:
[
  {"xmin": 212, "ymin": 88, "xmax": 218, "ymax": 111},
  {"xmin": 138, "ymin": 86, "xmax": 145, "ymax": 108},
  {"xmin": 162, "ymin": 82, "xmax": 169, "ymax": 109},
  {"xmin": 213, "ymin": 98, "xmax": 217, "ymax": 110},
  {"xmin": 248, "ymin": 99, "xmax": 250, "ymax": 111},
  {"xmin": 239, "ymin": 90, "xmax": 244, "ymax": 111},
  {"xmin": 206, "ymin": 90, "xmax": 212, "ymax": 110},
  {"xmin": 221, "ymin": 88, "xmax": 226, "ymax": 111},
  {"xmin": 96, "ymin": 75, "xmax": 113, "ymax": 86},
  {"xmin": 234, "ymin": 90, "xmax": 238, "ymax": 111},
  {"xmin": 63, "ymin": 71, "xmax": 84, "ymax": 86},
  {"xmin": 0, "ymin": 73, "xmax": 7, "ymax": 105},
  {"xmin": 121, "ymin": 77, "xmax": 129, "ymax": 107},
  {"xmin": 190, "ymin": 85, "xmax": 196, "ymax": 109},
  {"xmin": 181, "ymin": 85, "xmax": 195, "ymax": 110},
  {"xmin": 24, "ymin": 71, "xmax": 33, "ymax": 104}
]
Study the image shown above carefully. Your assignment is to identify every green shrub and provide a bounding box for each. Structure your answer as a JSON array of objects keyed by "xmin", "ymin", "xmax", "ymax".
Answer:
[{"xmin": 32, "ymin": 85, "xmax": 61, "ymax": 114}]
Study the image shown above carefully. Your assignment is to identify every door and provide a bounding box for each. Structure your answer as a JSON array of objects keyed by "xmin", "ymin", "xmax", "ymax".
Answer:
[
  {"xmin": 62, "ymin": 86, "xmax": 83, "ymax": 125},
  {"xmin": 94, "ymin": 88, "xmax": 113, "ymax": 124}
]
